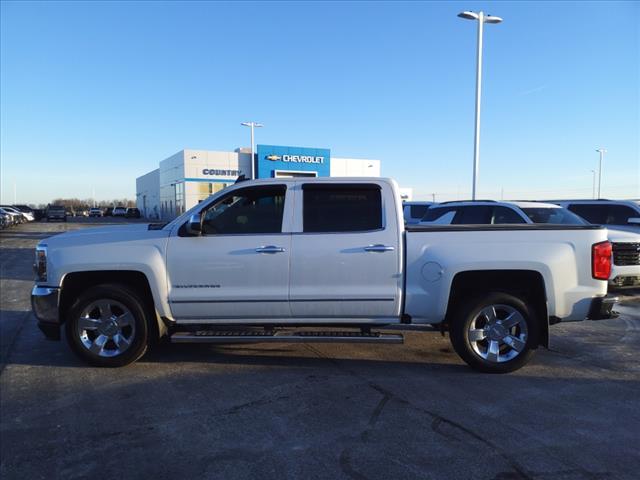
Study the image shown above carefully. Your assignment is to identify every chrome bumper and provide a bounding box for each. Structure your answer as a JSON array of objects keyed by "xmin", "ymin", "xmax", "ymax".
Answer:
[{"xmin": 31, "ymin": 286, "xmax": 61, "ymax": 340}]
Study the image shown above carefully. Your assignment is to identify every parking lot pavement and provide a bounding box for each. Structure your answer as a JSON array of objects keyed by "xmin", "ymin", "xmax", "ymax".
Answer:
[{"xmin": 1, "ymin": 221, "xmax": 639, "ymax": 480}]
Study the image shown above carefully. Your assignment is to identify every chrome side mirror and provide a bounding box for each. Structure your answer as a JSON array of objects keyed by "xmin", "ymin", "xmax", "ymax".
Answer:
[
  {"xmin": 185, "ymin": 213, "xmax": 202, "ymax": 236},
  {"xmin": 627, "ymin": 217, "xmax": 640, "ymax": 225}
]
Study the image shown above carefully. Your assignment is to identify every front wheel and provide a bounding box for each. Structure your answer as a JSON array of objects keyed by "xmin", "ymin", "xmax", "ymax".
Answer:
[
  {"xmin": 449, "ymin": 292, "xmax": 539, "ymax": 373},
  {"xmin": 65, "ymin": 284, "xmax": 150, "ymax": 367}
]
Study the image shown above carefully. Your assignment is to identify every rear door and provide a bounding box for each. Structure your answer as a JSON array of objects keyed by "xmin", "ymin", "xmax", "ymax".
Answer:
[{"xmin": 289, "ymin": 181, "xmax": 402, "ymax": 319}]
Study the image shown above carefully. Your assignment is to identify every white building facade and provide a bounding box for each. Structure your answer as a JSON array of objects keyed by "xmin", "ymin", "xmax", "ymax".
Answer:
[{"xmin": 136, "ymin": 145, "xmax": 381, "ymax": 219}]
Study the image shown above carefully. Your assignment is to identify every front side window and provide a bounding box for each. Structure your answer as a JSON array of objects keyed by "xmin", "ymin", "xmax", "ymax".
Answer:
[
  {"xmin": 303, "ymin": 184, "xmax": 382, "ymax": 232},
  {"xmin": 422, "ymin": 206, "xmax": 457, "ymax": 223},
  {"xmin": 567, "ymin": 204, "xmax": 607, "ymax": 224},
  {"xmin": 201, "ymin": 185, "xmax": 286, "ymax": 235},
  {"xmin": 410, "ymin": 205, "xmax": 429, "ymax": 219},
  {"xmin": 492, "ymin": 206, "xmax": 527, "ymax": 224},
  {"xmin": 521, "ymin": 207, "xmax": 585, "ymax": 225},
  {"xmin": 453, "ymin": 206, "xmax": 493, "ymax": 224},
  {"xmin": 605, "ymin": 205, "xmax": 639, "ymax": 225}
]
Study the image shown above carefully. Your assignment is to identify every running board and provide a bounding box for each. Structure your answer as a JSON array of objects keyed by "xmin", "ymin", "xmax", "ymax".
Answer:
[{"xmin": 170, "ymin": 330, "xmax": 404, "ymax": 344}]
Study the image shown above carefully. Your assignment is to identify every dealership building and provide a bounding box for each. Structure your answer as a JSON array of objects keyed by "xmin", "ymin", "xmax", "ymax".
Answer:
[{"xmin": 136, "ymin": 145, "xmax": 382, "ymax": 219}]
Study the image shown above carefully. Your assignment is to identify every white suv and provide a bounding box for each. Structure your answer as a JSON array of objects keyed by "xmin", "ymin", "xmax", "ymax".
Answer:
[
  {"xmin": 420, "ymin": 200, "xmax": 640, "ymax": 289},
  {"xmin": 419, "ymin": 200, "xmax": 585, "ymax": 226}
]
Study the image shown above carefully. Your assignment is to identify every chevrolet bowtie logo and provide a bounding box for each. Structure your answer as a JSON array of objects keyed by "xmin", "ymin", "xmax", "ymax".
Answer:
[{"xmin": 266, "ymin": 155, "xmax": 281, "ymax": 161}]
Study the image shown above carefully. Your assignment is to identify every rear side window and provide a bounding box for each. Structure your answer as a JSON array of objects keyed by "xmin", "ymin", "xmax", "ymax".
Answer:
[
  {"xmin": 492, "ymin": 206, "xmax": 527, "ymax": 224},
  {"xmin": 303, "ymin": 184, "xmax": 382, "ymax": 232}
]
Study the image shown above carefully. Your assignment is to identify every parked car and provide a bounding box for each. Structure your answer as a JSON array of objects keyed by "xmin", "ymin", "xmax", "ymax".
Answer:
[
  {"xmin": 12, "ymin": 205, "xmax": 36, "ymax": 222},
  {"xmin": 31, "ymin": 177, "xmax": 615, "ymax": 372},
  {"xmin": 46, "ymin": 205, "xmax": 67, "ymax": 222},
  {"xmin": 420, "ymin": 200, "xmax": 640, "ymax": 289},
  {"xmin": 103, "ymin": 207, "xmax": 114, "ymax": 217},
  {"xmin": 402, "ymin": 201, "xmax": 433, "ymax": 224},
  {"xmin": 0, "ymin": 211, "xmax": 9, "ymax": 229},
  {"xmin": 125, "ymin": 207, "xmax": 141, "ymax": 218},
  {"xmin": 546, "ymin": 200, "xmax": 640, "ymax": 234},
  {"xmin": 0, "ymin": 205, "xmax": 30, "ymax": 222},
  {"xmin": 112, "ymin": 206, "xmax": 127, "ymax": 217},
  {"xmin": 0, "ymin": 208, "xmax": 20, "ymax": 225},
  {"xmin": 89, "ymin": 208, "xmax": 103, "ymax": 217}
]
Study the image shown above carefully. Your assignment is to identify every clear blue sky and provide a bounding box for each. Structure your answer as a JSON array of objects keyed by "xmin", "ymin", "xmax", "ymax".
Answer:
[{"xmin": 1, "ymin": 0, "xmax": 638, "ymax": 204}]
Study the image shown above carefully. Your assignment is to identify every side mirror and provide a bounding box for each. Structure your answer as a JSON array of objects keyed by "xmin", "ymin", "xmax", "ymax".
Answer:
[
  {"xmin": 185, "ymin": 213, "xmax": 202, "ymax": 236},
  {"xmin": 627, "ymin": 217, "xmax": 640, "ymax": 225}
]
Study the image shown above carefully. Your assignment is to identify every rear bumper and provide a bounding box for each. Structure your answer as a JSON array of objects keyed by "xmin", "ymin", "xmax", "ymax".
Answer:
[
  {"xmin": 586, "ymin": 295, "xmax": 619, "ymax": 320},
  {"xmin": 31, "ymin": 286, "xmax": 61, "ymax": 340}
]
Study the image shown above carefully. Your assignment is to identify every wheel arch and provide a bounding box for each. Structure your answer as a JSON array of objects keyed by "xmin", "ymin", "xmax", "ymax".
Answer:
[
  {"xmin": 444, "ymin": 269, "xmax": 549, "ymax": 348},
  {"xmin": 59, "ymin": 270, "xmax": 167, "ymax": 340}
]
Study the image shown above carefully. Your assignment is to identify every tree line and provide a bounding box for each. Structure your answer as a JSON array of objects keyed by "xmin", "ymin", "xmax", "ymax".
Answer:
[{"xmin": 31, "ymin": 198, "xmax": 136, "ymax": 210}]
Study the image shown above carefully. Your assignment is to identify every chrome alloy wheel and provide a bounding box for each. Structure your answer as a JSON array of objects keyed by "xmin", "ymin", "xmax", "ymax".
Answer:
[
  {"xmin": 77, "ymin": 299, "xmax": 136, "ymax": 357},
  {"xmin": 468, "ymin": 304, "xmax": 528, "ymax": 363}
]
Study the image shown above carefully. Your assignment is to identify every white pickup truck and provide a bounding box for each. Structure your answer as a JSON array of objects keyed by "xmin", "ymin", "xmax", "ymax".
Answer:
[{"xmin": 32, "ymin": 178, "xmax": 617, "ymax": 373}]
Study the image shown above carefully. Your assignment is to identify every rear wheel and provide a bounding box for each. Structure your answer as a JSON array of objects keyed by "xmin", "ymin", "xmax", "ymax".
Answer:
[
  {"xmin": 65, "ymin": 284, "xmax": 149, "ymax": 367},
  {"xmin": 449, "ymin": 292, "xmax": 538, "ymax": 373}
]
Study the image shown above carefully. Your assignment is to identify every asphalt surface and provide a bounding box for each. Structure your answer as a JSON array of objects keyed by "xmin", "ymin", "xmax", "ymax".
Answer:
[{"xmin": 1, "ymin": 219, "xmax": 639, "ymax": 480}]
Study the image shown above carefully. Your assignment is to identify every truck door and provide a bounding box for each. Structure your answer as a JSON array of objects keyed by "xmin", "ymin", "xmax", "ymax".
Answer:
[
  {"xmin": 166, "ymin": 184, "xmax": 292, "ymax": 320},
  {"xmin": 289, "ymin": 182, "xmax": 403, "ymax": 319}
]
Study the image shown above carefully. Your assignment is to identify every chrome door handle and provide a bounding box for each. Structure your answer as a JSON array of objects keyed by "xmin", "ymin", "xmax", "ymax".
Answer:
[
  {"xmin": 364, "ymin": 244, "xmax": 395, "ymax": 252},
  {"xmin": 255, "ymin": 245, "xmax": 286, "ymax": 254}
]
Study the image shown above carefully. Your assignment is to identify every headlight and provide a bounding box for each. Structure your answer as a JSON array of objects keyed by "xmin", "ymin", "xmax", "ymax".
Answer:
[{"xmin": 34, "ymin": 245, "xmax": 47, "ymax": 282}]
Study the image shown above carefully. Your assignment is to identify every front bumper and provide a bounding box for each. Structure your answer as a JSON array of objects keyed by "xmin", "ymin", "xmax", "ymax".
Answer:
[
  {"xmin": 586, "ymin": 295, "xmax": 619, "ymax": 320},
  {"xmin": 31, "ymin": 286, "xmax": 61, "ymax": 340}
]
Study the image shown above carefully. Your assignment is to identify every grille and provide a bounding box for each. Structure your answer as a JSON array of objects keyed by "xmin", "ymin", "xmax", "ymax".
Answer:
[{"xmin": 612, "ymin": 242, "xmax": 640, "ymax": 266}]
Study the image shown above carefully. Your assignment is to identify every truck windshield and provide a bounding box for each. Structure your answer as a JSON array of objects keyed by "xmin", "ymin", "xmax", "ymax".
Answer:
[{"xmin": 520, "ymin": 208, "xmax": 585, "ymax": 225}]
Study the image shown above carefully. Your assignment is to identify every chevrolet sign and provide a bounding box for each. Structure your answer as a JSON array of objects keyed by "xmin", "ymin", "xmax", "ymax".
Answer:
[
  {"xmin": 282, "ymin": 154, "xmax": 324, "ymax": 164},
  {"xmin": 266, "ymin": 155, "xmax": 281, "ymax": 161}
]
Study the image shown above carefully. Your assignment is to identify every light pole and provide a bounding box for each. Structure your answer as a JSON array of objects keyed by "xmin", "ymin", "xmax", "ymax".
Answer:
[
  {"xmin": 590, "ymin": 170, "xmax": 596, "ymax": 199},
  {"xmin": 458, "ymin": 10, "xmax": 503, "ymax": 200},
  {"xmin": 241, "ymin": 122, "xmax": 263, "ymax": 179},
  {"xmin": 595, "ymin": 148, "xmax": 606, "ymax": 199}
]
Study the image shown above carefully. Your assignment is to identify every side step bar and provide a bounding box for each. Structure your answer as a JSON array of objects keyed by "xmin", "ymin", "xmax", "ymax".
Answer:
[{"xmin": 170, "ymin": 330, "xmax": 404, "ymax": 344}]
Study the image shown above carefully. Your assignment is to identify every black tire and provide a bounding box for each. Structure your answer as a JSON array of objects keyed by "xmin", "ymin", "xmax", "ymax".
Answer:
[
  {"xmin": 65, "ymin": 284, "xmax": 150, "ymax": 367},
  {"xmin": 449, "ymin": 292, "xmax": 539, "ymax": 374}
]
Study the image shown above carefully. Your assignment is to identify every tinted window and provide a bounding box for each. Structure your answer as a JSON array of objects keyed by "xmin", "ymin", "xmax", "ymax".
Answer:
[
  {"xmin": 422, "ymin": 206, "xmax": 457, "ymax": 222},
  {"xmin": 453, "ymin": 206, "xmax": 493, "ymax": 224},
  {"xmin": 492, "ymin": 206, "xmax": 527, "ymax": 224},
  {"xmin": 201, "ymin": 186, "xmax": 286, "ymax": 235},
  {"xmin": 303, "ymin": 184, "xmax": 382, "ymax": 232},
  {"xmin": 410, "ymin": 205, "xmax": 429, "ymax": 219},
  {"xmin": 521, "ymin": 207, "xmax": 585, "ymax": 225},
  {"xmin": 567, "ymin": 204, "xmax": 607, "ymax": 224},
  {"xmin": 606, "ymin": 205, "xmax": 639, "ymax": 224}
]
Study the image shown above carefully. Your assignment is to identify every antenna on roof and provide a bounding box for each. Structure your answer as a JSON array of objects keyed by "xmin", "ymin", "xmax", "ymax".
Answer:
[{"xmin": 235, "ymin": 174, "xmax": 248, "ymax": 184}]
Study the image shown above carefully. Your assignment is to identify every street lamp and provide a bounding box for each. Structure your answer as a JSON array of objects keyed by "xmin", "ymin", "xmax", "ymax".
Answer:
[
  {"xmin": 590, "ymin": 169, "xmax": 596, "ymax": 199},
  {"xmin": 241, "ymin": 121, "xmax": 264, "ymax": 179},
  {"xmin": 458, "ymin": 10, "xmax": 503, "ymax": 200},
  {"xmin": 595, "ymin": 148, "xmax": 606, "ymax": 199}
]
